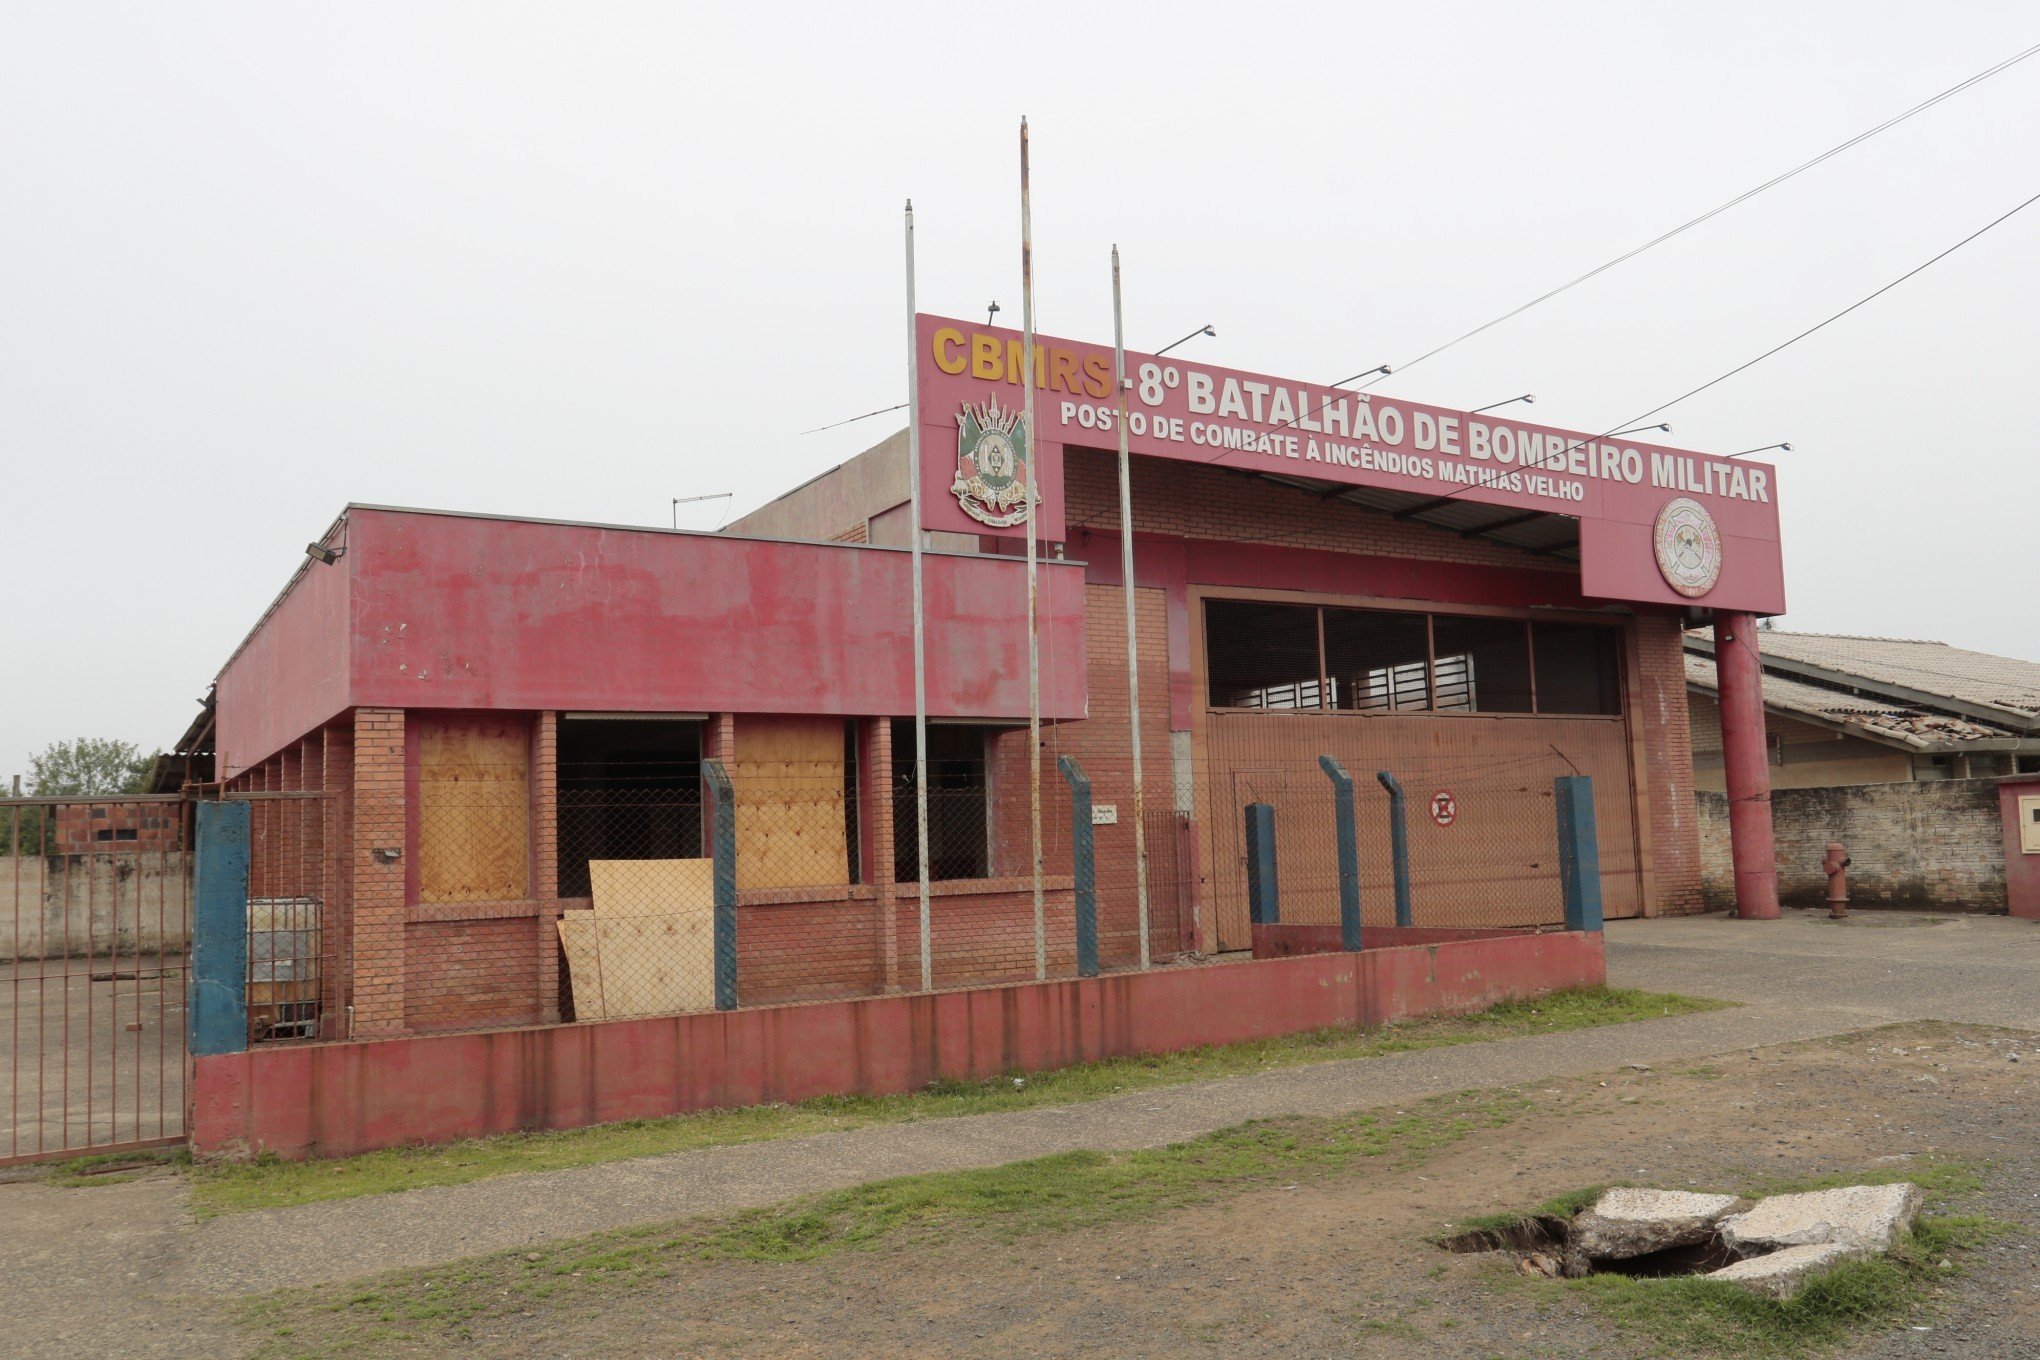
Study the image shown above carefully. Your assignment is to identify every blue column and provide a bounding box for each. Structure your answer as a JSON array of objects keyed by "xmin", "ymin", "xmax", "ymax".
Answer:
[
  {"xmin": 1243, "ymin": 803, "xmax": 1279, "ymax": 925},
  {"xmin": 1555, "ymin": 774, "xmax": 1605, "ymax": 933},
  {"xmin": 1057, "ymin": 756, "xmax": 1098, "ymax": 978},
  {"xmin": 1375, "ymin": 771, "xmax": 1413, "ymax": 928},
  {"xmin": 1319, "ymin": 756, "xmax": 1363, "ymax": 951},
  {"xmin": 702, "ymin": 759, "xmax": 739, "ymax": 1010},
  {"xmin": 190, "ymin": 799, "xmax": 250, "ymax": 1058}
]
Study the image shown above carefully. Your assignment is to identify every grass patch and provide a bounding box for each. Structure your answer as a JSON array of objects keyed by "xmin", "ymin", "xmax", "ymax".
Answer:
[
  {"xmin": 40, "ymin": 1146, "xmax": 190, "ymax": 1187},
  {"xmin": 238, "ymin": 1090, "xmax": 1527, "ymax": 1358},
  {"xmin": 192, "ymin": 985, "xmax": 1720, "ymax": 1216},
  {"xmin": 1446, "ymin": 1156, "xmax": 2007, "ymax": 1358},
  {"xmin": 1576, "ymin": 1214, "xmax": 2005, "ymax": 1358}
]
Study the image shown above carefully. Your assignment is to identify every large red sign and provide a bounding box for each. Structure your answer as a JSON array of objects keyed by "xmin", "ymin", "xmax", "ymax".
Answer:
[{"xmin": 913, "ymin": 314, "xmax": 1784, "ymax": 614}]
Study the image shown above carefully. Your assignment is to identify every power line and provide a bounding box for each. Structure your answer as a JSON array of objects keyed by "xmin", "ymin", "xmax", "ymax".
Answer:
[
  {"xmin": 1419, "ymin": 183, "xmax": 2040, "ymax": 511},
  {"xmin": 1354, "ymin": 38, "xmax": 2040, "ymax": 391},
  {"xmin": 1180, "ymin": 37, "xmax": 2040, "ymax": 471},
  {"xmin": 799, "ymin": 402, "xmax": 907, "ymax": 436}
]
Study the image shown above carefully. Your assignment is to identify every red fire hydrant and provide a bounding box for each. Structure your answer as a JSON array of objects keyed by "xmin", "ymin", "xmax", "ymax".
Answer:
[{"xmin": 1823, "ymin": 842, "xmax": 1850, "ymax": 919}]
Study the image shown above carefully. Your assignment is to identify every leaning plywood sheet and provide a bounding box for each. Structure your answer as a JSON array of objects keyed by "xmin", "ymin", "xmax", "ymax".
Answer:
[
  {"xmin": 557, "ymin": 914, "xmax": 607, "ymax": 1021},
  {"xmin": 559, "ymin": 914, "xmax": 606, "ymax": 1018},
  {"xmin": 595, "ymin": 914, "xmax": 714, "ymax": 1016},
  {"xmin": 587, "ymin": 859, "xmax": 714, "ymax": 918},
  {"xmin": 733, "ymin": 714, "xmax": 849, "ymax": 890}
]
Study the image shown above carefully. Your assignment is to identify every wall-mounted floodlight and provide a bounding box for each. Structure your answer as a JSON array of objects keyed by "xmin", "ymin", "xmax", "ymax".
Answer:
[
  {"xmin": 1471, "ymin": 393, "xmax": 1535, "ymax": 415},
  {"xmin": 305, "ymin": 542, "xmax": 344, "ymax": 565},
  {"xmin": 1154, "ymin": 324, "xmax": 1216, "ymax": 358}
]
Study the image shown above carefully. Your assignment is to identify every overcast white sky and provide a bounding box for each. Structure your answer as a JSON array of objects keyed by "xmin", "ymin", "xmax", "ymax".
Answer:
[{"xmin": 3, "ymin": 3, "xmax": 2037, "ymax": 781}]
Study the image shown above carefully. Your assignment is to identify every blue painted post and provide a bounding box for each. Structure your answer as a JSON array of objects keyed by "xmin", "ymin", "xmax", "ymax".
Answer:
[
  {"xmin": 1555, "ymin": 774, "xmax": 1605, "ymax": 933},
  {"xmin": 1375, "ymin": 771, "xmax": 1413, "ymax": 928},
  {"xmin": 1243, "ymin": 802, "xmax": 1279, "ymax": 926},
  {"xmin": 1057, "ymin": 756, "xmax": 1098, "ymax": 978},
  {"xmin": 190, "ymin": 799, "xmax": 251, "ymax": 1057},
  {"xmin": 1318, "ymin": 756, "xmax": 1363, "ymax": 951},
  {"xmin": 702, "ymin": 759, "xmax": 739, "ymax": 1010}
]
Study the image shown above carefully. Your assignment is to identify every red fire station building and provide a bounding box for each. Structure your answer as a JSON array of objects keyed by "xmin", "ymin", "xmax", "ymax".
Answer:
[{"xmin": 207, "ymin": 314, "xmax": 1785, "ymax": 1042}]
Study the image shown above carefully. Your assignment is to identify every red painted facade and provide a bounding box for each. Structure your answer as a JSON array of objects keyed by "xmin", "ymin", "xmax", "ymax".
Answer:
[
  {"xmin": 216, "ymin": 507, "xmax": 1089, "ymax": 780},
  {"xmin": 1998, "ymin": 776, "xmax": 2040, "ymax": 920},
  {"xmin": 190, "ymin": 930, "xmax": 1606, "ymax": 1159}
]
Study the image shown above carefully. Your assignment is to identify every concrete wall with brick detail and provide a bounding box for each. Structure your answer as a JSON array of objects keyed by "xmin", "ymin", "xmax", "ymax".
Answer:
[{"xmin": 1695, "ymin": 778, "xmax": 2007, "ymax": 912}]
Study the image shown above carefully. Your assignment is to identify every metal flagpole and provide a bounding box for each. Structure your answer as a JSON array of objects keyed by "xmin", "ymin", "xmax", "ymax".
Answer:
[
  {"xmin": 1111, "ymin": 245, "xmax": 1151, "ymax": 970},
  {"xmin": 1020, "ymin": 117, "xmax": 1045, "ymax": 981},
  {"xmin": 905, "ymin": 200, "xmax": 933, "ymax": 991}
]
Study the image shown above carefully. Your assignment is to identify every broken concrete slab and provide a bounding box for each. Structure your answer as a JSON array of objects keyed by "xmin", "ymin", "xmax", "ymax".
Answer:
[
  {"xmin": 1707, "ymin": 1242, "xmax": 1859, "ymax": 1299},
  {"xmin": 1720, "ymin": 1183, "xmax": 1922, "ymax": 1256},
  {"xmin": 1567, "ymin": 1188, "xmax": 1741, "ymax": 1265}
]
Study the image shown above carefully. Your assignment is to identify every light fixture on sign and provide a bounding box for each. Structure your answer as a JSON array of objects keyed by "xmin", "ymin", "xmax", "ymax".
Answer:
[
  {"xmin": 1609, "ymin": 422, "xmax": 1672, "ymax": 438},
  {"xmin": 1728, "ymin": 442, "xmax": 1792, "ymax": 460},
  {"xmin": 1154, "ymin": 324, "xmax": 1217, "ymax": 359},
  {"xmin": 1470, "ymin": 393, "xmax": 1535, "ymax": 415}
]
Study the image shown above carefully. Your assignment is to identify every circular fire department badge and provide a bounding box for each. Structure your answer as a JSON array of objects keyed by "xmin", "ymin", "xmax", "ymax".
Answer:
[{"xmin": 1652, "ymin": 496, "xmax": 1723, "ymax": 598}]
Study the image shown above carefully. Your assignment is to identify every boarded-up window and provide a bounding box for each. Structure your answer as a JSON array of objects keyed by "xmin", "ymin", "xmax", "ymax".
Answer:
[
  {"xmin": 733, "ymin": 715, "xmax": 850, "ymax": 889},
  {"xmin": 414, "ymin": 713, "xmax": 531, "ymax": 904}
]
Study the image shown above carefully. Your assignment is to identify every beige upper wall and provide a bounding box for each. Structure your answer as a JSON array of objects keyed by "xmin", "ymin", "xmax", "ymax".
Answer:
[
  {"xmin": 726, "ymin": 429, "xmax": 910, "ymax": 543},
  {"xmin": 1688, "ymin": 688, "xmax": 1920, "ymax": 791}
]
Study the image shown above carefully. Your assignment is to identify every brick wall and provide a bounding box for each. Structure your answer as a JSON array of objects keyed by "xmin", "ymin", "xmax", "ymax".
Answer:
[
  {"xmin": 1695, "ymin": 779, "xmax": 2007, "ymax": 911},
  {"xmin": 350, "ymin": 708, "xmax": 407, "ymax": 1034},
  {"xmin": 404, "ymin": 916, "xmax": 543, "ymax": 1031}
]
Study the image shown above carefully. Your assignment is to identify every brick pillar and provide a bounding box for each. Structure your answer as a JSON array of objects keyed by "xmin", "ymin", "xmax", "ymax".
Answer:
[
  {"xmin": 322, "ymin": 721, "xmax": 354, "ymax": 1039},
  {"xmin": 351, "ymin": 707, "xmax": 408, "ymax": 1035},
  {"xmin": 860, "ymin": 718, "xmax": 898, "ymax": 991},
  {"xmin": 532, "ymin": 711, "xmax": 561, "ymax": 1023}
]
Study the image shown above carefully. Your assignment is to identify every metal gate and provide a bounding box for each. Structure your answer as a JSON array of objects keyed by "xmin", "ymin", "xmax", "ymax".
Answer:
[
  {"xmin": 2, "ymin": 796, "xmax": 192, "ymax": 1164},
  {"xmin": 1201, "ymin": 711, "xmax": 1645, "ymax": 951}
]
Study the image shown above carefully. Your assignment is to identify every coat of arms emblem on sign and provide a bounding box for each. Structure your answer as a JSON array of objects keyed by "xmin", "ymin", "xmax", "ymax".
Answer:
[{"xmin": 951, "ymin": 394, "xmax": 1034, "ymax": 527}]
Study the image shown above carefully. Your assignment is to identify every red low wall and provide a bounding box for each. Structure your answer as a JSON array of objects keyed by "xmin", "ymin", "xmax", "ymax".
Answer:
[
  {"xmin": 190, "ymin": 930, "xmax": 1606, "ymax": 1160},
  {"xmin": 1250, "ymin": 923, "xmax": 1537, "ymax": 958}
]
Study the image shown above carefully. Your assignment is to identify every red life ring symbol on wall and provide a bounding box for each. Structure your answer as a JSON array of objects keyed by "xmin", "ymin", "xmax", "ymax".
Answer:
[{"xmin": 1430, "ymin": 790, "xmax": 1458, "ymax": 828}]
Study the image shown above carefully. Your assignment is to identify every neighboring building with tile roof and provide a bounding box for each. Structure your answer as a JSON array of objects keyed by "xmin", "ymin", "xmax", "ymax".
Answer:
[{"xmin": 1686, "ymin": 629, "xmax": 2040, "ymax": 792}]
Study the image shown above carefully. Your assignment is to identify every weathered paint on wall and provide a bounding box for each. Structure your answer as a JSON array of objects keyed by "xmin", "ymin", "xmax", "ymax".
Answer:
[
  {"xmin": 215, "ymin": 507, "xmax": 1091, "ymax": 778},
  {"xmin": 213, "ymin": 548, "xmax": 352, "ymax": 787},
  {"xmin": 189, "ymin": 930, "xmax": 1604, "ymax": 1159},
  {"xmin": 1695, "ymin": 779, "xmax": 2007, "ymax": 911}
]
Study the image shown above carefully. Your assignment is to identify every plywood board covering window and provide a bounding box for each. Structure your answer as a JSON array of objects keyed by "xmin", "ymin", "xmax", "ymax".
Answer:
[
  {"xmin": 733, "ymin": 715, "xmax": 850, "ymax": 889},
  {"xmin": 415, "ymin": 713, "xmax": 531, "ymax": 903}
]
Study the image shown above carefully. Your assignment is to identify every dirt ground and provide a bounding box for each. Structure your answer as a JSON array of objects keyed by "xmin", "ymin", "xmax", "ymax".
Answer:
[{"xmin": 249, "ymin": 1020, "xmax": 2039, "ymax": 1360}]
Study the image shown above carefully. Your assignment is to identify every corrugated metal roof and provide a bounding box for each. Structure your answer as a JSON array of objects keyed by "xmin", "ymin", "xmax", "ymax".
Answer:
[
  {"xmin": 1685, "ymin": 642, "xmax": 2034, "ymax": 750},
  {"xmin": 1690, "ymin": 628, "xmax": 2040, "ymax": 728}
]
